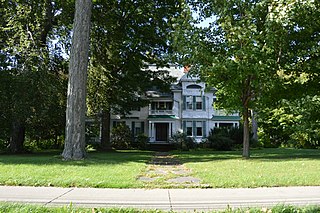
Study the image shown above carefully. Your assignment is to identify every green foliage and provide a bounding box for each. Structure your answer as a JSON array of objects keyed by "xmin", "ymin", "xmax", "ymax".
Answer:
[
  {"xmin": 180, "ymin": 0, "xmax": 320, "ymax": 156},
  {"xmin": 204, "ymin": 127, "xmax": 247, "ymax": 151},
  {"xmin": 87, "ymin": 0, "xmax": 187, "ymax": 116},
  {"xmin": 132, "ymin": 134, "xmax": 149, "ymax": 150},
  {"xmin": 169, "ymin": 132, "xmax": 197, "ymax": 151},
  {"xmin": 206, "ymin": 129, "xmax": 234, "ymax": 151},
  {"xmin": 0, "ymin": 0, "xmax": 71, "ymax": 152},
  {"xmin": 259, "ymin": 96, "xmax": 320, "ymax": 149},
  {"xmin": 111, "ymin": 124, "xmax": 133, "ymax": 150}
]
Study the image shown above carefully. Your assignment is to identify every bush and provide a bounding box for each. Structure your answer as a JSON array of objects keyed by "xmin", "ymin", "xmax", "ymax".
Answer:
[
  {"xmin": 169, "ymin": 132, "xmax": 197, "ymax": 151},
  {"xmin": 132, "ymin": 134, "xmax": 149, "ymax": 150},
  {"xmin": 206, "ymin": 128, "xmax": 237, "ymax": 151},
  {"xmin": 0, "ymin": 139, "xmax": 9, "ymax": 152},
  {"xmin": 207, "ymin": 133, "xmax": 234, "ymax": 151},
  {"xmin": 111, "ymin": 124, "xmax": 133, "ymax": 149}
]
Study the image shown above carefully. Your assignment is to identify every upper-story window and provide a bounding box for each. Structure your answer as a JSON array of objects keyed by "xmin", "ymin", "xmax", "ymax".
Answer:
[
  {"xmin": 185, "ymin": 96, "xmax": 193, "ymax": 110},
  {"xmin": 183, "ymin": 96, "xmax": 206, "ymax": 111},
  {"xmin": 186, "ymin": 84, "xmax": 202, "ymax": 89},
  {"xmin": 151, "ymin": 102, "xmax": 173, "ymax": 110},
  {"xmin": 196, "ymin": 96, "xmax": 202, "ymax": 110}
]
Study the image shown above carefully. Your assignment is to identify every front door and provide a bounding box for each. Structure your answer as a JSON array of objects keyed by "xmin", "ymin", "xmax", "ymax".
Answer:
[{"xmin": 155, "ymin": 123, "xmax": 169, "ymax": 142}]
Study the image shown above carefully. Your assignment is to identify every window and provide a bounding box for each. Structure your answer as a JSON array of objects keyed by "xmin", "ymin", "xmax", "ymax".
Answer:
[
  {"xmin": 184, "ymin": 121, "xmax": 206, "ymax": 137},
  {"xmin": 183, "ymin": 96, "xmax": 205, "ymax": 110},
  {"xmin": 186, "ymin": 96, "xmax": 193, "ymax": 110},
  {"xmin": 196, "ymin": 96, "xmax": 202, "ymax": 110},
  {"xmin": 219, "ymin": 123, "xmax": 233, "ymax": 128},
  {"xmin": 196, "ymin": 121, "xmax": 203, "ymax": 136},
  {"xmin": 159, "ymin": 102, "xmax": 165, "ymax": 109},
  {"xmin": 186, "ymin": 84, "xmax": 202, "ymax": 89},
  {"xmin": 186, "ymin": 121, "xmax": 193, "ymax": 136},
  {"xmin": 134, "ymin": 122, "xmax": 141, "ymax": 135},
  {"xmin": 151, "ymin": 102, "xmax": 173, "ymax": 110}
]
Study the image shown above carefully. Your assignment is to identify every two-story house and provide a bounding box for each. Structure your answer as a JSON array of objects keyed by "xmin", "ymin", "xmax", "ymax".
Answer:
[{"xmin": 110, "ymin": 65, "xmax": 240, "ymax": 143}]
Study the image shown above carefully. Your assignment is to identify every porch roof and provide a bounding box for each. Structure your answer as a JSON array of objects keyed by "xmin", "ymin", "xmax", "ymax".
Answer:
[
  {"xmin": 211, "ymin": 115, "xmax": 241, "ymax": 121},
  {"xmin": 148, "ymin": 115, "xmax": 178, "ymax": 119}
]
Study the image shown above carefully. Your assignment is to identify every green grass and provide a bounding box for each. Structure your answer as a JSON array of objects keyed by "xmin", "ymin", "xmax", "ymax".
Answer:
[
  {"xmin": 0, "ymin": 148, "xmax": 320, "ymax": 188},
  {"xmin": 0, "ymin": 150, "xmax": 152, "ymax": 188},
  {"xmin": 173, "ymin": 148, "xmax": 320, "ymax": 188},
  {"xmin": 0, "ymin": 203, "xmax": 319, "ymax": 213}
]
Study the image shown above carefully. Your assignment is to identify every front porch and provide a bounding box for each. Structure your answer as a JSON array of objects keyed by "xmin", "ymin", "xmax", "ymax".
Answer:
[{"xmin": 148, "ymin": 118, "xmax": 178, "ymax": 143}]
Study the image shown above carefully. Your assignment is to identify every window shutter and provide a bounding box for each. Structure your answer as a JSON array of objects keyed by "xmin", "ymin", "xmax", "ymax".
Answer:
[
  {"xmin": 193, "ymin": 121, "xmax": 196, "ymax": 136},
  {"xmin": 183, "ymin": 121, "xmax": 187, "ymax": 133},
  {"xmin": 202, "ymin": 121, "xmax": 207, "ymax": 138},
  {"xmin": 202, "ymin": 96, "xmax": 206, "ymax": 111},
  {"xmin": 183, "ymin": 96, "xmax": 186, "ymax": 110},
  {"xmin": 141, "ymin": 121, "xmax": 144, "ymax": 134},
  {"xmin": 131, "ymin": 122, "xmax": 135, "ymax": 135},
  {"xmin": 193, "ymin": 96, "xmax": 196, "ymax": 110}
]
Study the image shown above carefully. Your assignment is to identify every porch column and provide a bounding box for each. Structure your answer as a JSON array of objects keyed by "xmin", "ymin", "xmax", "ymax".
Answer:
[
  {"xmin": 149, "ymin": 122, "xmax": 155, "ymax": 142},
  {"xmin": 169, "ymin": 122, "xmax": 173, "ymax": 138}
]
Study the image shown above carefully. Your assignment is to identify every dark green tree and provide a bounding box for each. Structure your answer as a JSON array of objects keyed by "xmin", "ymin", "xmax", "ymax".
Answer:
[
  {"xmin": 87, "ymin": 0, "xmax": 188, "ymax": 150},
  {"xmin": 0, "ymin": 0, "xmax": 72, "ymax": 152}
]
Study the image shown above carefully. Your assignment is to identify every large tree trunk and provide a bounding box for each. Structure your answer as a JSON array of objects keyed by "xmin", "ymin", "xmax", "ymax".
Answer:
[
  {"xmin": 9, "ymin": 121, "xmax": 25, "ymax": 153},
  {"xmin": 100, "ymin": 110, "xmax": 112, "ymax": 150},
  {"xmin": 251, "ymin": 110, "xmax": 258, "ymax": 142},
  {"xmin": 62, "ymin": 0, "xmax": 92, "ymax": 160},
  {"xmin": 242, "ymin": 107, "xmax": 250, "ymax": 159}
]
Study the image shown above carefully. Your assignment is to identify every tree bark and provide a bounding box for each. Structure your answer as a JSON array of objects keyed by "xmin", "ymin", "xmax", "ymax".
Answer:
[
  {"xmin": 100, "ymin": 110, "xmax": 112, "ymax": 150},
  {"xmin": 62, "ymin": 0, "xmax": 92, "ymax": 160},
  {"xmin": 9, "ymin": 121, "xmax": 25, "ymax": 153},
  {"xmin": 251, "ymin": 110, "xmax": 258, "ymax": 142},
  {"xmin": 242, "ymin": 107, "xmax": 250, "ymax": 159}
]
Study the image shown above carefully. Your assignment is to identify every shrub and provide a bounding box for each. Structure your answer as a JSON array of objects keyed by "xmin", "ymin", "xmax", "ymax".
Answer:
[
  {"xmin": 111, "ymin": 124, "xmax": 133, "ymax": 149},
  {"xmin": 169, "ymin": 132, "xmax": 197, "ymax": 151},
  {"xmin": 132, "ymin": 134, "xmax": 149, "ymax": 150},
  {"xmin": 207, "ymin": 133, "xmax": 234, "ymax": 151}
]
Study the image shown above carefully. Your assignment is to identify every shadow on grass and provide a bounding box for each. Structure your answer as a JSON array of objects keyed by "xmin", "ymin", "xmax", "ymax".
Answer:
[
  {"xmin": 172, "ymin": 148, "xmax": 320, "ymax": 164},
  {"xmin": 0, "ymin": 150, "xmax": 154, "ymax": 166},
  {"xmin": 1, "ymin": 148, "xmax": 319, "ymax": 166}
]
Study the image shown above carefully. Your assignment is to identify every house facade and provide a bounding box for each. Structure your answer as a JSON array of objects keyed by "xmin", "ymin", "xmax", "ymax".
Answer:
[{"xmin": 110, "ymin": 66, "xmax": 240, "ymax": 143}]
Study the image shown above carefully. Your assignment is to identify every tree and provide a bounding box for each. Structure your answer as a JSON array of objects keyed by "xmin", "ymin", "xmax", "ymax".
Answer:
[
  {"xmin": 184, "ymin": 0, "xmax": 320, "ymax": 157},
  {"xmin": 185, "ymin": 0, "xmax": 281, "ymax": 158},
  {"xmin": 62, "ymin": 0, "xmax": 92, "ymax": 160},
  {"xmin": 87, "ymin": 0, "xmax": 187, "ymax": 149},
  {"xmin": 0, "ymin": 0, "xmax": 71, "ymax": 153}
]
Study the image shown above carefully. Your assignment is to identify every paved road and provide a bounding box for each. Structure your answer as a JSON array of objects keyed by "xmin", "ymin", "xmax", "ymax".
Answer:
[{"xmin": 0, "ymin": 186, "xmax": 319, "ymax": 211}]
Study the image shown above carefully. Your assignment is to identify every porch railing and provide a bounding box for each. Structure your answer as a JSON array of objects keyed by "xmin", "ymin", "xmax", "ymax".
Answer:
[{"xmin": 149, "ymin": 110, "xmax": 173, "ymax": 115}]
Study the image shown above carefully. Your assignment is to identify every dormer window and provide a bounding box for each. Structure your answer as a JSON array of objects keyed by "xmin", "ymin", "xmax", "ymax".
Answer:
[{"xmin": 186, "ymin": 84, "xmax": 202, "ymax": 89}]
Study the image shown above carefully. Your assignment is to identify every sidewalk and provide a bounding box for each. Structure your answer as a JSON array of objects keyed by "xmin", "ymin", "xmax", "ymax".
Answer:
[{"xmin": 0, "ymin": 186, "xmax": 319, "ymax": 211}]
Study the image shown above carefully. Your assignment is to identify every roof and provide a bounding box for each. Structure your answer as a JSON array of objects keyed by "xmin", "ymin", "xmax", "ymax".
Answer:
[
  {"xmin": 179, "ymin": 73, "xmax": 200, "ymax": 82},
  {"xmin": 148, "ymin": 115, "xmax": 178, "ymax": 119},
  {"xmin": 211, "ymin": 116, "xmax": 241, "ymax": 121}
]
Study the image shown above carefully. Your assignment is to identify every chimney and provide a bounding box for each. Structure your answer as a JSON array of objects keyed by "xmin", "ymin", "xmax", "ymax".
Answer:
[{"xmin": 183, "ymin": 65, "xmax": 191, "ymax": 73}]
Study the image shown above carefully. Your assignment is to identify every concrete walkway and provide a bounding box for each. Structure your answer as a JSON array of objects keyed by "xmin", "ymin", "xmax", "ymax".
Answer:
[{"xmin": 0, "ymin": 186, "xmax": 319, "ymax": 212}]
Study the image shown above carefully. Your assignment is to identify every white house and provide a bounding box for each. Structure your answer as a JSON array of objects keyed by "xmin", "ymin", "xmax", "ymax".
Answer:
[{"xmin": 110, "ymin": 65, "xmax": 240, "ymax": 143}]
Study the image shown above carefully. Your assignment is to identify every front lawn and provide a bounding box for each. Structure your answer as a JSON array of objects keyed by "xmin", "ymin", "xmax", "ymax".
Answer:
[
  {"xmin": 174, "ymin": 148, "xmax": 320, "ymax": 188},
  {"xmin": 0, "ymin": 148, "xmax": 319, "ymax": 188},
  {"xmin": 0, "ymin": 150, "xmax": 152, "ymax": 188}
]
